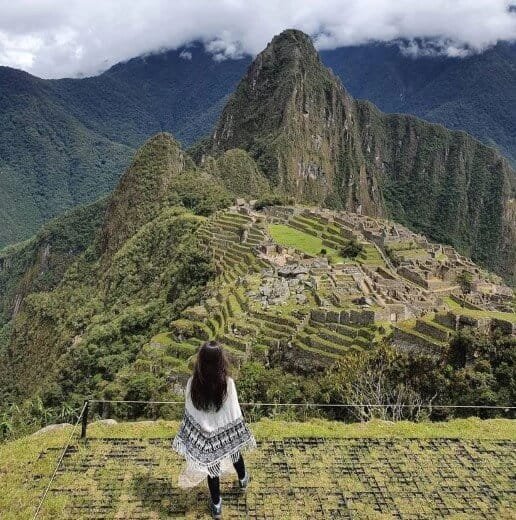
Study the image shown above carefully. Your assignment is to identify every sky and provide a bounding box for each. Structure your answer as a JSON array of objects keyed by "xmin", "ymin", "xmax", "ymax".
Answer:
[{"xmin": 0, "ymin": 0, "xmax": 515, "ymax": 79}]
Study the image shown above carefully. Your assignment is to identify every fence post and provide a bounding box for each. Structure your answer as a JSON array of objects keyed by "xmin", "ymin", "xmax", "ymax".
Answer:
[{"xmin": 80, "ymin": 400, "xmax": 90, "ymax": 440}]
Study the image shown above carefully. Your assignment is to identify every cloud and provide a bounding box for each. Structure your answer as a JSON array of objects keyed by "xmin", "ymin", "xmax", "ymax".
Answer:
[{"xmin": 0, "ymin": 0, "xmax": 515, "ymax": 78}]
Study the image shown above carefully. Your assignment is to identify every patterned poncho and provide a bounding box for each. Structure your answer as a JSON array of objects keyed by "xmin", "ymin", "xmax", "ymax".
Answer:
[{"xmin": 172, "ymin": 376, "xmax": 256, "ymax": 487}]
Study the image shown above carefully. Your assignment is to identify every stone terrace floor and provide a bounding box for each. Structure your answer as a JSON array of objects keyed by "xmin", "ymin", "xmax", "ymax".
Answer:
[{"xmin": 37, "ymin": 436, "xmax": 515, "ymax": 519}]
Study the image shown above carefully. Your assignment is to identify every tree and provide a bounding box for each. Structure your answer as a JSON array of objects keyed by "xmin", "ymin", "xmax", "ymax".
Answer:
[
  {"xmin": 340, "ymin": 238, "xmax": 364, "ymax": 259},
  {"xmin": 456, "ymin": 270, "xmax": 473, "ymax": 303}
]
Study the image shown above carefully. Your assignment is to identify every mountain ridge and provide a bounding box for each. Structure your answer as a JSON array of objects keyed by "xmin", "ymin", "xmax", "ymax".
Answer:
[{"xmin": 1, "ymin": 38, "xmax": 516, "ymax": 248}]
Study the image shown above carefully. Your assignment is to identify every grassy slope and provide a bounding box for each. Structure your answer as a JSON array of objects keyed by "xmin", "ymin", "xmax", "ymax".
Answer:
[
  {"xmin": 1, "ymin": 418, "xmax": 514, "ymax": 519},
  {"xmin": 268, "ymin": 224, "xmax": 343, "ymax": 263},
  {"xmin": 0, "ymin": 198, "xmax": 108, "ymax": 325},
  {"xmin": 0, "ymin": 67, "xmax": 133, "ymax": 248},
  {"xmin": 321, "ymin": 41, "xmax": 516, "ymax": 166}
]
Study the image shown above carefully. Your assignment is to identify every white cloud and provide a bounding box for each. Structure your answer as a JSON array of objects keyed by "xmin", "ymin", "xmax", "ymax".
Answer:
[{"xmin": 0, "ymin": 0, "xmax": 515, "ymax": 78}]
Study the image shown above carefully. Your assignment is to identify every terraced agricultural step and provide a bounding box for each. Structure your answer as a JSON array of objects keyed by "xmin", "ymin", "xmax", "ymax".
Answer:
[
  {"xmin": 260, "ymin": 326, "xmax": 290, "ymax": 340},
  {"xmin": 415, "ymin": 319, "xmax": 453, "ymax": 342},
  {"xmin": 322, "ymin": 238, "xmax": 345, "ymax": 251},
  {"xmin": 226, "ymin": 294, "xmax": 243, "ymax": 317},
  {"xmin": 249, "ymin": 310, "xmax": 300, "ymax": 329},
  {"xmin": 257, "ymin": 334, "xmax": 283, "ymax": 348},
  {"xmin": 308, "ymin": 334, "xmax": 356, "ymax": 356},
  {"xmin": 221, "ymin": 333, "xmax": 248, "ymax": 352},
  {"xmin": 231, "ymin": 320, "xmax": 259, "ymax": 336},
  {"xmin": 316, "ymin": 321, "xmax": 359, "ymax": 338},
  {"xmin": 206, "ymin": 318, "xmax": 220, "ymax": 337},
  {"xmin": 288, "ymin": 219, "xmax": 319, "ymax": 236},
  {"xmin": 309, "ymin": 325, "xmax": 355, "ymax": 347},
  {"xmin": 293, "ymin": 215, "xmax": 326, "ymax": 233},
  {"xmin": 322, "ymin": 233, "xmax": 348, "ymax": 247},
  {"xmin": 245, "ymin": 237, "xmax": 262, "ymax": 247},
  {"xmin": 233, "ymin": 288, "xmax": 249, "ymax": 310},
  {"xmin": 164, "ymin": 340, "xmax": 198, "ymax": 360},
  {"xmin": 216, "ymin": 212, "xmax": 251, "ymax": 224},
  {"xmin": 393, "ymin": 324, "xmax": 447, "ymax": 353},
  {"xmin": 292, "ymin": 337, "xmax": 341, "ymax": 362}
]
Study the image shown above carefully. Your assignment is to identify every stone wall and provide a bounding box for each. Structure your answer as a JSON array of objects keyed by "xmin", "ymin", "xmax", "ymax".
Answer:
[{"xmin": 392, "ymin": 328, "xmax": 442, "ymax": 356}]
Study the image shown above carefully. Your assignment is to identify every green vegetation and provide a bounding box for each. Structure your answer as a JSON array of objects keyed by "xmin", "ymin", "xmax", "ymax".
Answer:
[
  {"xmin": 203, "ymin": 149, "xmax": 271, "ymax": 199},
  {"xmin": 340, "ymin": 237, "xmax": 364, "ymax": 259},
  {"xmin": 0, "ymin": 134, "xmax": 232, "ymax": 439},
  {"xmin": 456, "ymin": 269, "xmax": 474, "ymax": 300},
  {"xmin": 388, "ymin": 329, "xmax": 515, "ymax": 415},
  {"xmin": 268, "ymin": 223, "xmax": 342, "ymax": 262},
  {"xmin": 2, "ymin": 37, "xmax": 515, "ymax": 283},
  {"xmin": 0, "ymin": 67, "xmax": 133, "ymax": 248},
  {"xmin": 323, "ymin": 41, "xmax": 516, "ymax": 166},
  {"xmin": 1, "ymin": 186, "xmax": 513, "ymax": 441},
  {"xmin": 0, "ymin": 35, "xmax": 515, "ymax": 448},
  {"xmin": 0, "ymin": 198, "xmax": 108, "ymax": 326},
  {"xmin": 205, "ymin": 29, "xmax": 515, "ymax": 282},
  {"xmin": 0, "ymin": 48, "xmax": 248, "ymax": 247},
  {"xmin": 1, "ymin": 418, "xmax": 514, "ymax": 519}
]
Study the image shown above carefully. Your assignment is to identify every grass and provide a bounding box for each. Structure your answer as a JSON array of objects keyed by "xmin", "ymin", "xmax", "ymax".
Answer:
[
  {"xmin": 1, "ymin": 418, "xmax": 514, "ymax": 519},
  {"xmin": 268, "ymin": 224, "xmax": 344, "ymax": 262},
  {"xmin": 444, "ymin": 296, "xmax": 516, "ymax": 324}
]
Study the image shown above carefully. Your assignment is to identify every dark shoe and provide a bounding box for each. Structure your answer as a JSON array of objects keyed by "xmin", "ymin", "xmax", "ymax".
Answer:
[
  {"xmin": 239, "ymin": 472, "xmax": 251, "ymax": 491},
  {"xmin": 210, "ymin": 499, "xmax": 222, "ymax": 519}
]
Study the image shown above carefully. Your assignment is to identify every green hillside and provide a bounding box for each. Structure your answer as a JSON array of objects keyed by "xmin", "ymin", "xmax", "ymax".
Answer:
[
  {"xmin": 0, "ymin": 67, "xmax": 133, "ymax": 248},
  {"xmin": 0, "ymin": 47, "xmax": 246, "ymax": 249},
  {"xmin": 2, "ymin": 39, "xmax": 516, "ymax": 251},
  {"xmin": 322, "ymin": 41, "xmax": 516, "ymax": 166},
  {"xmin": 0, "ymin": 199, "xmax": 107, "ymax": 327},
  {"xmin": 0, "ymin": 131, "xmax": 514, "ymax": 443}
]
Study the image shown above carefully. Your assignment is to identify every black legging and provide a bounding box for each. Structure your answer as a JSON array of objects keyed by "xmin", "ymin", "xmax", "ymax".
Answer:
[{"xmin": 207, "ymin": 454, "xmax": 246, "ymax": 504}]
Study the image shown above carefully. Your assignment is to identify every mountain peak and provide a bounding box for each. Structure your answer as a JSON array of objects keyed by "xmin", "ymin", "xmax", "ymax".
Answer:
[
  {"xmin": 266, "ymin": 28, "xmax": 318, "ymax": 55},
  {"xmin": 250, "ymin": 29, "xmax": 321, "ymax": 82},
  {"xmin": 99, "ymin": 132, "xmax": 194, "ymax": 256},
  {"xmin": 208, "ymin": 28, "xmax": 372, "ymax": 210}
]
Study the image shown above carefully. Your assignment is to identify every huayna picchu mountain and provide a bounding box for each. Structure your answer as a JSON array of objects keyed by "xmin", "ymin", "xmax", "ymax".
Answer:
[{"xmin": 205, "ymin": 30, "xmax": 516, "ymax": 283}]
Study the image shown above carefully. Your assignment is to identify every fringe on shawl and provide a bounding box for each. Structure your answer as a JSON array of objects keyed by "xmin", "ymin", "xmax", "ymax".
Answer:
[{"xmin": 172, "ymin": 432, "xmax": 256, "ymax": 478}]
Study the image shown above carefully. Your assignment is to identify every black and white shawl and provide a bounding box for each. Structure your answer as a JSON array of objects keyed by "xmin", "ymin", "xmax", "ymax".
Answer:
[{"xmin": 172, "ymin": 377, "xmax": 256, "ymax": 487}]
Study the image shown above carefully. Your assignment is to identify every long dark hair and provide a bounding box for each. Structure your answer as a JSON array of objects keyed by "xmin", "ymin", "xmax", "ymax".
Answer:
[{"xmin": 190, "ymin": 340, "xmax": 229, "ymax": 412}]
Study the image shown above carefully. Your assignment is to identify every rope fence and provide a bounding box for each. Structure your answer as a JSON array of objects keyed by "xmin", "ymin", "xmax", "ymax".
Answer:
[
  {"xmin": 87, "ymin": 399, "xmax": 516, "ymax": 409},
  {"xmin": 81, "ymin": 399, "xmax": 516, "ymax": 439},
  {"xmin": 81, "ymin": 399, "xmax": 515, "ymax": 439},
  {"xmin": 32, "ymin": 401, "xmax": 88, "ymax": 520}
]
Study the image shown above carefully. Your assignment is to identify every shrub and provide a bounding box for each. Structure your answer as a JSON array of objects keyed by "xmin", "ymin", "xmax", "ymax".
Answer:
[{"xmin": 340, "ymin": 238, "xmax": 364, "ymax": 259}]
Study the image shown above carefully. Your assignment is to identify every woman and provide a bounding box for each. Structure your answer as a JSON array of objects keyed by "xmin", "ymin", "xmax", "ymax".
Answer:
[{"xmin": 173, "ymin": 340, "xmax": 256, "ymax": 519}]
